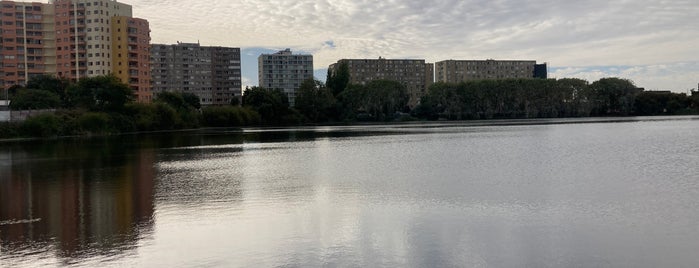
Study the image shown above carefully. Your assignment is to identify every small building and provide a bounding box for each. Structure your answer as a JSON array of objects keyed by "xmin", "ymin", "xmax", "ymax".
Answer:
[{"xmin": 0, "ymin": 100, "xmax": 10, "ymax": 122}]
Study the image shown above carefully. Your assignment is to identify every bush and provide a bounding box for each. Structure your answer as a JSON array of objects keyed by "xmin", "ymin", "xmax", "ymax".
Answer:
[
  {"xmin": 108, "ymin": 113, "xmax": 136, "ymax": 133},
  {"xmin": 20, "ymin": 113, "xmax": 61, "ymax": 137},
  {"xmin": 202, "ymin": 106, "xmax": 260, "ymax": 127},
  {"xmin": 124, "ymin": 102, "xmax": 188, "ymax": 131},
  {"xmin": 0, "ymin": 122, "xmax": 20, "ymax": 139},
  {"xmin": 154, "ymin": 102, "xmax": 179, "ymax": 130},
  {"xmin": 77, "ymin": 112, "xmax": 110, "ymax": 134}
]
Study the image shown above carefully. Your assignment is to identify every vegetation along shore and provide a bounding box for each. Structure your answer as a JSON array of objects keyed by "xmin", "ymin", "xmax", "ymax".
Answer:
[{"xmin": 1, "ymin": 74, "xmax": 698, "ymax": 140}]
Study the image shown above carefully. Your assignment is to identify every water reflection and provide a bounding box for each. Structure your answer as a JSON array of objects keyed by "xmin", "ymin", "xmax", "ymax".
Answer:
[
  {"xmin": 2, "ymin": 117, "xmax": 699, "ymax": 267},
  {"xmin": 0, "ymin": 138, "xmax": 156, "ymax": 264}
]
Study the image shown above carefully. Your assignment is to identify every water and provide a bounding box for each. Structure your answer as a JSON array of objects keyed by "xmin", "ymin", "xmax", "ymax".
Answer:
[{"xmin": 2, "ymin": 117, "xmax": 699, "ymax": 267}]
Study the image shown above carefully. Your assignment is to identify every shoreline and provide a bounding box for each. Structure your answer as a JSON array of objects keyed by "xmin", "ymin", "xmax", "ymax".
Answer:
[{"xmin": 2, "ymin": 115, "xmax": 698, "ymax": 143}]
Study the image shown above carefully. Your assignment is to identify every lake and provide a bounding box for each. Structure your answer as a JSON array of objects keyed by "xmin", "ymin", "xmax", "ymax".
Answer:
[{"xmin": 2, "ymin": 117, "xmax": 699, "ymax": 267}]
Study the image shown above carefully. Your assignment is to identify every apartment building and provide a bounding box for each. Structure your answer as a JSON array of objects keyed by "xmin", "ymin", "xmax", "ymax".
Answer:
[
  {"xmin": 0, "ymin": 0, "xmax": 151, "ymax": 102},
  {"xmin": 112, "ymin": 16, "xmax": 150, "ymax": 102},
  {"xmin": 329, "ymin": 58, "xmax": 434, "ymax": 107},
  {"xmin": 151, "ymin": 42, "xmax": 241, "ymax": 106},
  {"xmin": 258, "ymin": 49, "xmax": 313, "ymax": 106},
  {"xmin": 435, "ymin": 59, "xmax": 547, "ymax": 83},
  {"xmin": 0, "ymin": 1, "xmax": 55, "ymax": 88}
]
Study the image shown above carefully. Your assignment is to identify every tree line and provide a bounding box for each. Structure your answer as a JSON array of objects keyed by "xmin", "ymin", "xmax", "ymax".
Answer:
[
  {"xmin": 1, "ymin": 73, "xmax": 698, "ymax": 139},
  {"xmin": 413, "ymin": 78, "xmax": 699, "ymax": 120}
]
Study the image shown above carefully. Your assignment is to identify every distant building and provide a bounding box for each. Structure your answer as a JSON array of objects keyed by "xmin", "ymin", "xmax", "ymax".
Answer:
[
  {"xmin": 150, "ymin": 42, "xmax": 242, "ymax": 106},
  {"xmin": 258, "ymin": 49, "xmax": 313, "ymax": 106},
  {"xmin": 435, "ymin": 59, "xmax": 547, "ymax": 83},
  {"xmin": 111, "ymin": 17, "xmax": 152, "ymax": 102},
  {"xmin": 0, "ymin": 1, "xmax": 54, "ymax": 89},
  {"xmin": 0, "ymin": 0, "xmax": 152, "ymax": 102},
  {"xmin": 328, "ymin": 58, "xmax": 434, "ymax": 107}
]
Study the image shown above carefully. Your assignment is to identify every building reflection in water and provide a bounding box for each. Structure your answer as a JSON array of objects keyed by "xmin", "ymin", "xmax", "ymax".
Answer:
[{"xmin": 0, "ymin": 138, "xmax": 156, "ymax": 260}]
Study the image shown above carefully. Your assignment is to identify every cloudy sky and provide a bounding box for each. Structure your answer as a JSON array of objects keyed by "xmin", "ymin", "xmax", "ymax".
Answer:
[{"xmin": 126, "ymin": 0, "xmax": 697, "ymax": 92}]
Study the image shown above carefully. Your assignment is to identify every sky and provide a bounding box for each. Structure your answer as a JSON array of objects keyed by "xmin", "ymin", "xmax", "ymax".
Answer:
[{"xmin": 124, "ymin": 0, "xmax": 699, "ymax": 92}]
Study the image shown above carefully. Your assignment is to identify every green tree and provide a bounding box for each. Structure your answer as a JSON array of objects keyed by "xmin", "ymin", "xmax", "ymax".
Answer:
[
  {"xmin": 364, "ymin": 80, "xmax": 408, "ymax": 120},
  {"xmin": 10, "ymin": 89, "xmax": 61, "ymax": 110},
  {"xmin": 336, "ymin": 84, "xmax": 369, "ymax": 120},
  {"xmin": 634, "ymin": 91, "xmax": 692, "ymax": 115},
  {"xmin": 154, "ymin": 91, "xmax": 201, "ymax": 129},
  {"xmin": 182, "ymin": 92, "xmax": 202, "ymax": 109},
  {"xmin": 242, "ymin": 86, "xmax": 291, "ymax": 124},
  {"xmin": 327, "ymin": 62, "xmax": 350, "ymax": 97},
  {"xmin": 68, "ymin": 75, "xmax": 134, "ymax": 112},
  {"xmin": 295, "ymin": 79, "xmax": 335, "ymax": 122},
  {"xmin": 590, "ymin": 77, "xmax": 641, "ymax": 116},
  {"xmin": 26, "ymin": 75, "xmax": 71, "ymax": 105}
]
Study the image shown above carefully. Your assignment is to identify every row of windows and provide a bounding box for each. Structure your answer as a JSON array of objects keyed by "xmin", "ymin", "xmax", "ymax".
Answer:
[{"xmin": 1, "ymin": 5, "xmax": 41, "ymax": 12}]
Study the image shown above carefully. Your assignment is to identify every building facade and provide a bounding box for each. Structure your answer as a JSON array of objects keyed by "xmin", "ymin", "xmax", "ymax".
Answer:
[
  {"xmin": 0, "ymin": 0, "xmax": 151, "ymax": 102},
  {"xmin": 435, "ymin": 59, "xmax": 547, "ymax": 83},
  {"xmin": 329, "ymin": 58, "xmax": 434, "ymax": 107},
  {"xmin": 111, "ymin": 16, "xmax": 150, "ymax": 102},
  {"xmin": 150, "ymin": 42, "xmax": 241, "ymax": 106},
  {"xmin": 258, "ymin": 49, "xmax": 313, "ymax": 106},
  {"xmin": 0, "ymin": 1, "xmax": 56, "ymax": 88}
]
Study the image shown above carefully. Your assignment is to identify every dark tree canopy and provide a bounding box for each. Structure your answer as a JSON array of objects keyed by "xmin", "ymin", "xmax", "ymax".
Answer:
[
  {"xmin": 327, "ymin": 62, "xmax": 350, "ymax": 97},
  {"xmin": 25, "ymin": 75, "xmax": 71, "ymax": 105},
  {"xmin": 336, "ymin": 80, "xmax": 408, "ymax": 121},
  {"xmin": 294, "ymin": 79, "xmax": 335, "ymax": 122},
  {"xmin": 590, "ymin": 77, "xmax": 640, "ymax": 116},
  {"xmin": 10, "ymin": 89, "xmax": 61, "ymax": 110},
  {"xmin": 242, "ymin": 86, "xmax": 292, "ymax": 124},
  {"xmin": 68, "ymin": 75, "xmax": 134, "ymax": 112}
]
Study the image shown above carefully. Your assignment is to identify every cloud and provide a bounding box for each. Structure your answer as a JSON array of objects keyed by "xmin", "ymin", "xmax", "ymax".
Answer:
[
  {"xmin": 125, "ymin": 0, "xmax": 699, "ymax": 90},
  {"xmin": 550, "ymin": 62, "xmax": 699, "ymax": 91}
]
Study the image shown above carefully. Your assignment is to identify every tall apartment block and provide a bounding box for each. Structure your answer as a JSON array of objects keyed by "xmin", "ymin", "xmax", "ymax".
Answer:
[
  {"xmin": 0, "ymin": 1, "xmax": 56, "ymax": 89},
  {"xmin": 329, "ymin": 58, "xmax": 434, "ymax": 107},
  {"xmin": 0, "ymin": 0, "xmax": 151, "ymax": 102},
  {"xmin": 258, "ymin": 49, "xmax": 313, "ymax": 106},
  {"xmin": 151, "ymin": 42, "xmax": 242, "ymax": 106},
  {"xmin": 435, "ymin": 59, "xmax": 547, "ymax": 83}
]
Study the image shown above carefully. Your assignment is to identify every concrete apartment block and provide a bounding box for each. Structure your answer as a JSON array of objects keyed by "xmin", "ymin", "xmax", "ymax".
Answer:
[
  {"xmin": 329, "ymin": 58, "xmax": 434, "ymax": 107},
  {"xmin": 151, "ymin": 42, "xmax": 241, "ymax": 106},
  {"xmin": 258, "ymin": 49, "xmax": 313, "ymax": 106}
]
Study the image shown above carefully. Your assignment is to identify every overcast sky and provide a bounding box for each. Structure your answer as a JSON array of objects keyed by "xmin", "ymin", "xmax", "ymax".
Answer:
[{"xmin": 126, "ymin": 0, "xmax": 698, "ymax": 91}]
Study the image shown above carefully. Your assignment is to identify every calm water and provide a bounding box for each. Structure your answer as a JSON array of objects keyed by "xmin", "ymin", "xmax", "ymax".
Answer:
[{"xmin": 1, "ymin": 117, "xmax": 699, "ymax": 267}]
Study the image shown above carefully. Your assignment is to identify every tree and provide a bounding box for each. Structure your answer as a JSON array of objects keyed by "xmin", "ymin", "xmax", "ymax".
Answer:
[
  {"xmin": 590, "ymin": 78, "xmax": 641, "ymax": 116},
  {"xmin": 242, "ymin": 86, "xmax": 291, "ymax": 124},
  {"xmin": 364, "ymin": 80, "xmax": 408, "ymax": 120},
  {"xmin": 294, "ymin": 79, "xmax": 335, "ymax": 122},
  {"xmin": 327, "ymin": 62, "xmax": 350, "ymax": 97},
  {"xmin": 182, "ymin": 92, "xmax": 201, "ymax": 109},
  {"xmin": 154, "ymin": 91, "xmax": 201, "ymax": 128},
  {"xmin": 10, "ymin": 89, "xmax": 61, "ymax": 110},
  {"xmin": 68, "ymin": 75, "xmax": 134, "ymax": 112},
  {"xmin": 26, "ymin": 75, "xmax": 71, "ymax": 105}
]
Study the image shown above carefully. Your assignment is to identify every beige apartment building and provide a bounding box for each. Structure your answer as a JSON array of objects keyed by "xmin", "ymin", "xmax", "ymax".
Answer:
[
  {"xmin": 0, "ymin": 0, "xmax": 151, "ymax": 102},
  {"xmin": 329, "ymin": 58, "xmax": 434, "ymax": 107},
  {"xmin": 435, "ymin": 59, "xmax": 547, "ymax": 83}
]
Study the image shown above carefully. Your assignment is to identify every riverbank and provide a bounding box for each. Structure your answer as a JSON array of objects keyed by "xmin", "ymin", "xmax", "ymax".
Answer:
[{"xmin": 3, "ymin": 115, "xmax": 697, "ymax": 144}]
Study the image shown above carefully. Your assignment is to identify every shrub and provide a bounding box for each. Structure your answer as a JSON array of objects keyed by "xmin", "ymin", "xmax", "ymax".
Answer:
[
  {"xmin": 202, "ymin": 106, "xmax": 260, "ymax": 127},
  {"xmin": 77, "ymin": 112, "xmax": 110, "ymax": 134},
  {"xmin": 0, "ymin": 122, "xmax": 20, "ymax": 139},
  {"xmin": 20, "ymin": 113, "xmax": 61, "ymax": 137}
]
